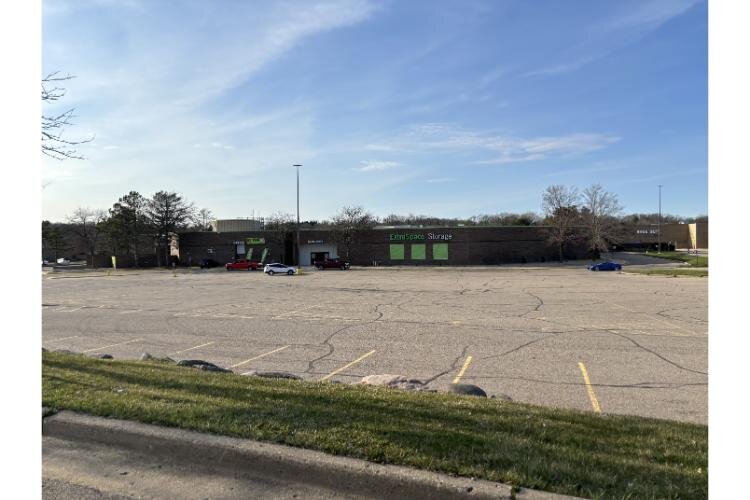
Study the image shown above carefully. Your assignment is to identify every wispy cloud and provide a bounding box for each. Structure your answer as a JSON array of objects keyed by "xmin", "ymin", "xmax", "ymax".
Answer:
[
  {"xmin": 356, "ymin": 160, "xmax": 402, "ymax": 172},
  {"xmin": 425, "ymin": 177, "xmax": 453, "ymax": 183},
  {"xmin": 522, "ymin": 0, "xmax": 703, "ymax": 78},
  {"xmin": 368, "ymin": 124, "xmax": 620, "ymax": 165}
]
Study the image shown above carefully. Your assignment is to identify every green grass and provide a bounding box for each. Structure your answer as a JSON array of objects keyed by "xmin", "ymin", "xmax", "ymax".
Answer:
[
  {"xmin": 641, "ymin": 251, "xmax": 708, "ymax": 267},
  {"xmin": 626, "ymin": 268, "xmax": 708, "ymax": 278},
  {"xmin": 43, "ymin": 352, "xmax": 707, "ymax": 499}
]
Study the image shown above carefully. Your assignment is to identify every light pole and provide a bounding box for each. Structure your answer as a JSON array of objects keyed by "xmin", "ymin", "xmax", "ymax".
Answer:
[
  {"xmin": 293, "ymin": 164, "xmax": 302, "ymax": 270},
  {"xmin": 657, "ymin": 184, "xmax": 662, "ymax": 254}
]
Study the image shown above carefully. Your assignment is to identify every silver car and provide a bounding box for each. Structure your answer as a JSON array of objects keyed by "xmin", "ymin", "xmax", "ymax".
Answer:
[{"xmin": 263, "ymin": 263, "xmax": 296, "ymax": 275}]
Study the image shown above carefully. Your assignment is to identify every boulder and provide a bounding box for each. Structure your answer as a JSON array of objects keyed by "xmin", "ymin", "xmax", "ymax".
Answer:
[
  {"xmin": 360, "ymin": 374, "xmax": 407, "ymax": 387},
  {"xmin": 242, "ymin": 371, "xmax": 302, "ymax": 380},
  {"xmin": 177, "ymin": 359, "xmax": 231, "ymax": 373},
  {"xmin": 448, "ymin": 383, "xmax": 487, "ymax": 398},
  {"xmin": 141, "ymin": 352, "xmax": 175, "ymax": 363},
  {"xmin": 94, "ymin": 354, "xmax": 113, "ymax": 359},
  {"xmin": 360, "ymin": 374, "xmax": 434, "ymax": 392}
]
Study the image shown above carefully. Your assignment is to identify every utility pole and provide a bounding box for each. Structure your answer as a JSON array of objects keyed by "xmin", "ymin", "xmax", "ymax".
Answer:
[
  {"xmin": 293, "ymin": 164, "xmax": 302, "ymax": 270},
  {"xmin": 658, "ymin": 184, "xmax": 662, "ymax": 254}
]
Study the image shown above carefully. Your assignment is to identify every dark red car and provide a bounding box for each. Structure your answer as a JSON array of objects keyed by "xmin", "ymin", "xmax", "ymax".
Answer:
[
  {"xmin": 314, "ymin": 258, "xmax": 350, "ymax": 270},
  {"xmin": 225, "ymin": 258, "xmax": 262, "ymax": 271}
]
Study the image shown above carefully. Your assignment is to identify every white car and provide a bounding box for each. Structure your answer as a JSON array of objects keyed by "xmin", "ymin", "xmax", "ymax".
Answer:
[
  {"xmin": 263, "ymin": 263, "xmax": 296, "ymax": 275},
  {"xmin": 56, "ymin": 257, "xmax": 71, "ymax": 265}
]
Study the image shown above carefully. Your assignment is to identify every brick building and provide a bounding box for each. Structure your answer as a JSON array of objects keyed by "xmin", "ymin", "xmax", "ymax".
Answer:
[{"xmin": 173, "ymin": 225, "xmax": 591, "ymax": 267}]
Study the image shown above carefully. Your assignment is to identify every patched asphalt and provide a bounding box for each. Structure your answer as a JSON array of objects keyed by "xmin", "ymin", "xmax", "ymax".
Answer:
[{"xmin": 42, "ymin": 263, "xmax": 707, "ymax": 423}]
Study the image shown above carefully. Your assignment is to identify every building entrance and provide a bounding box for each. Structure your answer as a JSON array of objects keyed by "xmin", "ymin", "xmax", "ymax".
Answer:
[{"xmin": 311, "ymin": 251, "xmax": 329, "ymax": 264}]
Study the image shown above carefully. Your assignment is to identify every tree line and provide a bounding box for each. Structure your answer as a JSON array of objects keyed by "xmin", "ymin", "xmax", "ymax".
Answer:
[
  {"xmin": 43, "ymin": 184, "xmax": 707, "ymax": 266},
  {"xmin": 42, "ymin": 191, "xmax": 213, "ymax": 267}
]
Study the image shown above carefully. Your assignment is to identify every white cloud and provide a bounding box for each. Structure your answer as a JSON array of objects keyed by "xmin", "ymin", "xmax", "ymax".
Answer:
[
  {"xmin": 356, "ymin": 160, "xmax": 402, "ymax": 172},
  {"xmin": 425, "ymin": 177, "xmax": 453, "ymax": 183},
  {"xmin": 369, "ymin": 124, "xmax": 620, "ymax": 165}
]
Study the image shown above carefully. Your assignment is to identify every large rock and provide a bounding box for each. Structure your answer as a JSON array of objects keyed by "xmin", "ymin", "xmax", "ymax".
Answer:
[
  {"xmin": 448, "ymin": 383, "xmax": 487, "ymax": 398},
  {"xmin": 94, "ymin": 354, "xmax": 113, "ymax": 359},
  {"xmin": 242, "ymin": 371, "xmax": 302, "ymax": 380},
  {"xmin": 360, "ymin": 374, "xmax": 407, "ymax": 386},
  {"xmin": 141, "ymin": 352, "xmax": 175, "ymax": 363},
  {"xmin": 177, "ymin": 359, "xmax": 231, "ymax": 373},
  {"xmin": 360, "ymin": 374, "xmax": 434, "ymax": 392}
]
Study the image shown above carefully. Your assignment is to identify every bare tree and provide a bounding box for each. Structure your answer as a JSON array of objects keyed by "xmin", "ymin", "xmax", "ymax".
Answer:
[
  {"xmin": 194, "ymin": 208, "xmax": 214, "ymax": 231},
  {"xmin": 264, "ymin": 211, "xmax": 295, "ymax": 262},
  {"xmin": 42, "ymin": 72, "xmax": 94, "ymax": 160},
  {"xmin": 332, "ymin": 205, "xmax": 377, "ymax": 260},
  {"xmin": 541, "ymin": 185, "xmax": 581, "ymax": 262},
  {"xmin": 67, "ymin": 207, "xmax": 107, "ymax": 267},
  {"xmin": 580, "ymin": 184, "xmax": 624, "ymax": 255}
]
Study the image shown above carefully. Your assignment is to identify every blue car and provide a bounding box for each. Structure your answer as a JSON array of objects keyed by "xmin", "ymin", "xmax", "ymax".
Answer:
[{"xmin": 588, "ymin": 261, "xmax": 622, "ymax": 271}]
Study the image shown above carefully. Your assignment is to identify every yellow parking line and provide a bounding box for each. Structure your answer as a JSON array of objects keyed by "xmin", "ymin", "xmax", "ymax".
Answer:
[
  {"xmin": 320, "ymin": 350, "xmax": 376, "ymax": 381},
  {"xmin": 82, "ymin": 338, "xmax": 143, "ymax": 353},
  {"xmin": 578, "ymin": 362, "xmax": 602, "ymax": 413},
  {"xmin": 452, "ymin": 355, "xmax": 473, "ymax": 383},
  {"xmin": 172, "ymin": 341, "xmax": 215, "ymax": 355},
  {"xmin": 229, "ymin": 345, "xmax": 291, "ymax": 369}
]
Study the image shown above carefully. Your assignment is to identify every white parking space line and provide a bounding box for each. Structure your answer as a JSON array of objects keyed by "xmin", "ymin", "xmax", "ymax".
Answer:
[
  {"xmin": 230, "ymin": 345, "xmax": 291, "ymax": 369},
  {"xmin": 273, "ymin": 304, "xmax": 319, "ymax": 319},
  {"xmin": 82, "ymin": 338, "xmax": 143, "ymax": 353},
  {"xmin": 320, "ymin": 350, "xmax": 377, "ymax": 381},
  {"xmin": 44, "ymin": 335, "xmax": 79, "ymax": 344},
  {"xmin": 172, "ymin": 341, "xmax": 215, "ymax": 355}
]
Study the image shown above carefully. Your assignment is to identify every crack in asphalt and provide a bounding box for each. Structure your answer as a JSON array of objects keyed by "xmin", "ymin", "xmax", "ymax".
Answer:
[
  {"xmin": 605, "ymin": 330, "xmax": 708, "ymax": 376},
  {"xmin": 303, "ymin": 303, "xmax": 385, "ymax": 375},
  {"xmin": 423, "ymin": 344, "xmax": 470, "ymax": 384},
  {"xmin": 478, "ymin": 333, "xmax": 561, "ymax": 361}
]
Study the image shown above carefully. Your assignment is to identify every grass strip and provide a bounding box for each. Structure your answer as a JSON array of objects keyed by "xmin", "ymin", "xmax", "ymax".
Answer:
[
  {"xmin": 640, "ymin": 252, "xmax": 708, "ymax": 267},
  {"xmin": 43, "ymin": 352, "xmax": 707, "ymax": 499},
  {"xmin": 626, "ymin": 269, "xmax": 708, "ymax": 277}
]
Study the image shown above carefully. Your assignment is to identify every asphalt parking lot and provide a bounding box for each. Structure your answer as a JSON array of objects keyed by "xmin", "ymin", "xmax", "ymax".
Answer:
[{"xmin": 42, "ymin": 264, "xmax": 707, "ymax": 424}]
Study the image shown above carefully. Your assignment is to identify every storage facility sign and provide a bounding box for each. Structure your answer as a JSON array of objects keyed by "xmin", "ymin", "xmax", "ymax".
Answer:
[
  {"xmin": 246, "ymin": 237, "xmax": 266, "ymax": 245},
  {"xmin": 389, "ymin": 233, "xmax": 454, "ymax": 241}
]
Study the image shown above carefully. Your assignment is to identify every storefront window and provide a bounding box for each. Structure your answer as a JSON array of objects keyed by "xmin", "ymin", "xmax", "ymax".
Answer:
[
  {"xmin": 432, "ymin": 243, "xmax": 448, "ymax": 260},
  {"xmin": 389, "ymin": 244, "xmax": 404, "ymax": 260},
  {"xmin": 411, "ymin": 244, "xmax": 425, "ymax": 260}
]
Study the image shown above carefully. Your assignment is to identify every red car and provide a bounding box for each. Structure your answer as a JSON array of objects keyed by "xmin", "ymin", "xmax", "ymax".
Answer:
[
  {"xmin": 314, "ymin": 258, "xmax": 350, "ymax": 270},
  {"xmin": 225, "ymin": 258, "xmax": 262, "ymax": 271}
]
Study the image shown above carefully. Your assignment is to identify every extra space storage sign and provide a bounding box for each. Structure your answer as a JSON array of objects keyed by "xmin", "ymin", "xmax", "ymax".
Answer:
[{"xmin": 389, "ymin": 233, "xmax": 454, "ymax": 241}]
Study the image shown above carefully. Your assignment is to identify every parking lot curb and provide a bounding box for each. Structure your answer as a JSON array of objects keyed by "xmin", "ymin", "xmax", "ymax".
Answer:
[{"xmin": 43, "ymin": 411, "xmax": 580, "ymax": 499}]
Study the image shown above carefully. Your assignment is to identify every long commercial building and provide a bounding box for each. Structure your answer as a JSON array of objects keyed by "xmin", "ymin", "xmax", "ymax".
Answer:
[
  {"xmin": 174, "ymin": 225, "xmax": 591, "ymax": 267},
  {"xmin": 172, "ymin": 220, "xmax": 707, "ymax": 267}
]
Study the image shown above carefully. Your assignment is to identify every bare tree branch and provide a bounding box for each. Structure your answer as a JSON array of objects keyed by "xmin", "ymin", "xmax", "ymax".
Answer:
[{"xmin": 41, "ymin": 72, "xmax": 94, "ymax": 160}]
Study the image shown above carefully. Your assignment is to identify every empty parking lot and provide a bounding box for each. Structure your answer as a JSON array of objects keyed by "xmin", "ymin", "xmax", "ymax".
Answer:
[{"xmin": 42, "ymin": 265, "xmax": 707, "ymax": 423}]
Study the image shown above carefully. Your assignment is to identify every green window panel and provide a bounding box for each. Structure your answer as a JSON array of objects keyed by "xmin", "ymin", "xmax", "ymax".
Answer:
[
  {"xmin": 432, "ymin": 243, "xmax": 449, "ymax": 260},
  {"xmin": 390, "ymin": 244, "xmax": 405, "ymax": 260},
  {"xmin": 411, "ymin": 244, "xmax": 426, "ymax": 260}
]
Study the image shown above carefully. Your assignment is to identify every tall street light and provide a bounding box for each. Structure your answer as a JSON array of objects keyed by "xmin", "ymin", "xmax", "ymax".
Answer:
[
  {"xmin": 658, "ymin": 184, "xmax": 662, "ymax": 254},
  {"xmin": 293, "ymin": 164, "xmax": 302, "ymax": 269}
]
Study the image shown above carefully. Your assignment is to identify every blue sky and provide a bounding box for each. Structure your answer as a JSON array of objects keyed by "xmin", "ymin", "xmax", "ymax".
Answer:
[{"xmin": 42, "ymin": 0, "xmax": 707, "ymax": 221}]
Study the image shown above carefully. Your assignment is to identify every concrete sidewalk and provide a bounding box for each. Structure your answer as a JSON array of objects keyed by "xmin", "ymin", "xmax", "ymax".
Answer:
[{"xmin": 43, "ymin": 411, "xmax": 580, "ymax": 500}]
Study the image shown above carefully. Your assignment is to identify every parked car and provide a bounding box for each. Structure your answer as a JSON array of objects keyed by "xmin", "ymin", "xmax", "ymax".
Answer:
[
  {"xmin": 264, "ymin": 263, "xmax": 296, "ymax": 275},
  {"xmin": 588, "ymin": 261, "xmax": 622, "ymax": 271},
  {"xmin": 200, "ymin": 258, "xmax": 221, "ymax": 269},
  {"xmin": 314, "ymin": 258, "xmax": 350, "ymax": 270},
  {"xmin": 225, "ymin": 258, "xmax": 262, "ymax": 271},
  {"xmin": 56, "ymin": 257, "xmax": 71, "ymax": 265}
]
